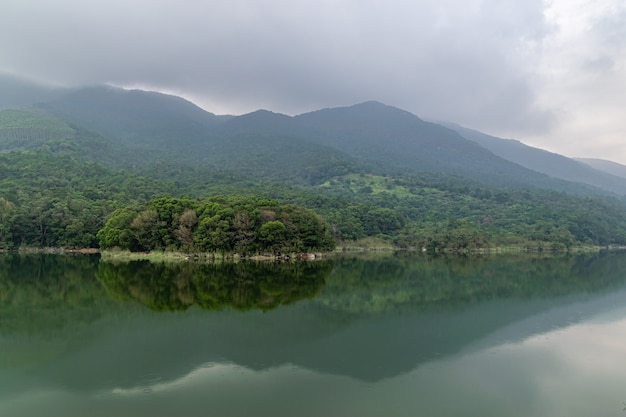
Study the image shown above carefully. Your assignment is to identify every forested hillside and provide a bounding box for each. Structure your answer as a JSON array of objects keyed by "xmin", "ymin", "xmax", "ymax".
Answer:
[
  {"xmin": 444, "ymin": 122, "xmax": 626, "ymax": 196},
  {"xmin": 2, "ymin": 81, "xmax": 626, "ymax": 252},
  {"xmin": 40, "ymin": 88, "xmax": 609, "ymax": 194},
  {"xmin": 0, "ymin": 108, "xmax": 75, "ymax": 147}
]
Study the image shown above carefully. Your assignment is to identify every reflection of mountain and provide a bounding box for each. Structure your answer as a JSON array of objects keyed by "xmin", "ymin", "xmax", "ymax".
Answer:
[{"xmin": 3, "ymin": 251, "xmax": 626, "ymax": 395}]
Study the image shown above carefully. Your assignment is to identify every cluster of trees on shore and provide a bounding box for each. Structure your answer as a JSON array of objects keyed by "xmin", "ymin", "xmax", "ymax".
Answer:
[{"xmin": 97, "ymin": 196, "xmax": 335, "ymax": 254}]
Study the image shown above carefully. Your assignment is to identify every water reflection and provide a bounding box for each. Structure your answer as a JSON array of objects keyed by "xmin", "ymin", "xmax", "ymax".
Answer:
[
  {"xmin": 2, "ymin": 252, "xmax": 626, "ymax": 416},
  {"xmin": 97, "ymin": 259, "xmax": 334, "ymax": 311}
]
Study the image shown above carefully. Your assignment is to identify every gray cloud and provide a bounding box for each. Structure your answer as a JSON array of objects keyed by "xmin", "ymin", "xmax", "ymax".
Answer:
[{"xmin": 1, "ymin": 0, "xmax": 625, "ymax": 162}]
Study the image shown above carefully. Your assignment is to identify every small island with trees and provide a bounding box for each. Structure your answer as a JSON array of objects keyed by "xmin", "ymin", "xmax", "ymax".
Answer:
[{"xmin": 97, "ymin": 196, "xmax": 335, "ymax": 257}]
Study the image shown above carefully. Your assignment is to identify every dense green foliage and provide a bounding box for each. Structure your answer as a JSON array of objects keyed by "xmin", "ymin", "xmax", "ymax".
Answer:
[
  {"xmin": 0, "ymin": 150, "xmax": 176, "ymax": 249},
  {"xmin": 97, "ymin": 196, "xmax": 335, "ymax": 253},
  {"xmin": 0, "ymin": 108, "xmax": 76, "ymax": 149},
  {"xmin": 316, "ymin": 173, "xmax": 626, "ymax": 250},
  {"xmin": 3, "ymin": 86, "xmax": 626, "ymax": 251},
  {"xmin": 2, "ymin": 145, "xmax": 626, "ymax": 251}
]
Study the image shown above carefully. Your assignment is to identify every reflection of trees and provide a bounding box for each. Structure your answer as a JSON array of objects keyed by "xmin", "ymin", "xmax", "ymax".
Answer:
[
  {"xmin": 4, "ymin": 251, "xmax": 626, "ymax": 332},
  {"xmin": 97, "ymin": 260, "xmax": 334, "ymax": 312},
  {"xmin": 0, "ymin": 254, "xmax": 111, "ymax": 334},
  {"xmin": 319, "ymin": 252, "xmax": 626, "ymax": 315}
]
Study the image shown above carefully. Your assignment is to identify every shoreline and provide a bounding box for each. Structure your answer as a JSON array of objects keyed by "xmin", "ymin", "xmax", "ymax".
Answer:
[
  {"xmin": 2, "ymin": 244, "xmax": 623, "ymax": 261},
  {"xmin": 98, "ymin": 250, "xmax": 326, "ymax": 263}
]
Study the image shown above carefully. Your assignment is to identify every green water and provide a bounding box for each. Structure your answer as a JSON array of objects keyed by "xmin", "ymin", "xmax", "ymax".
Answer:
[{"xmin": 2, "ymin": 252, "xmax": 626, "ymax": 416}]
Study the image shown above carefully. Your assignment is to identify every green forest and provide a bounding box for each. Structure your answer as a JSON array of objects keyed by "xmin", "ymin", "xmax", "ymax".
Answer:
[
  {"xmin": 2, "ymin": 148, "xmax": 626, "ymax": 253},
  {"xmin": 97, "ymin": 195, "xmax": 335, "ymax": 253},
  {"xmin": 3, "ymin": 90, "xmax": 626, "ymax": 254}
]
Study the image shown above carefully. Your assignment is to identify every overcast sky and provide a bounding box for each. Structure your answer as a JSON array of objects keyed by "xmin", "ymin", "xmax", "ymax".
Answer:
[{"xmin": 1, "ymin": 0, "xmax": 625, "ymax": 162}]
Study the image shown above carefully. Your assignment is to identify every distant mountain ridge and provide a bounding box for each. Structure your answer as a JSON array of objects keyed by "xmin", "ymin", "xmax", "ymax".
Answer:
[
  {"xmin": 293, "ymin": 101, "xmax": 557, "ymax": 187},
  {"xmin": 575, "ymin": 158, "xmax": 626, "ymax": 180},
  {"xmin": 207, "ymin": 100, "xmax": 617, "ymax": 194},
  {"xmin": 1, "ymin": 78, "xmax": 625, "ymax": 196},
  {"xmin": 441, "ymin": 122, "xmax": 626, "ymax": 196}
]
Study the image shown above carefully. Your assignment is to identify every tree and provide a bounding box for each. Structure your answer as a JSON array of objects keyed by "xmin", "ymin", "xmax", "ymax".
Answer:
[
  {"xmin": 232, "ymin": 210, "xmax": 257, "ymax": 253},
  {"xmin": 0, "ymin": 197, "xmax": 15, "ymax": 249},
  {"xmin": 131, "ymin": 209, "xmax": 161, "ymax": 251},
  {"xmin": 175, "ymin": 209, "xmax": 198, "ymax": 251},
  {"xmin": 258, "ymin": 221, "xmax": 287, "ymax": 251},
  {"xmin": 363, "ymin": 207, "xmax": 403, "ymax": 235},
  {"xmin": 149, "ymin": 196, "xmax": 195, "ymax": 248},
  {"xmin": 97, "ymin": 207, "xmax": 139, "ymax": 249}
]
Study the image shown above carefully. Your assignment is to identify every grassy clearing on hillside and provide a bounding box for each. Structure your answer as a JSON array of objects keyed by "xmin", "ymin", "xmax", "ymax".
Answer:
[{"xmin": 319, "ymin": 174, "xmax": 422, "ymax": 198}]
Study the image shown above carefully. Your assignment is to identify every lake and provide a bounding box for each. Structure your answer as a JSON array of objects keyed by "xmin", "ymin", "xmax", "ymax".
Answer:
[{"xmin": 2, "ymin": 252, "xmax": 626, "ymax": 416}]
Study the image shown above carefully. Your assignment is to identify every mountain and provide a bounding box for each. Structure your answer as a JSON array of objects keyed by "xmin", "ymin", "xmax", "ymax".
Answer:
[
  {"xmin": 205, "ymin": 101, "xmax": 595, "ymax": 193},
  {"xmin": 444, "ymin": 122, "xmax": 626, "ymax": 196},
  {"xmin": 0, "ymin": 74, "xmax": 70, "ymax": 109},
  {"xmin": 0, "ymin": 106, "xmax": 159, "ymax": 167},
  {"xmin": 206, "ymin": 132, "xmax": 364, "ymax": 184},
  {"xmin": 1, "ymin": 80, "xmax": 620, "ymax": 196},
  {"xmin": 40, "ymin": 85, "xmax": 231, "ymax": 152},
  {"xmin": 215, "ymin": 109, "xmax": 298, "ymax": 134},
  {"xmin": 294, "ymin": 102, "xmax": 541, "ymax": 181},
  {"xmin": 0, "ymin": 82, "xmax": 613, "ymax": 196},
  {"xmin": 4, "ymin": 81, "xmax": 626, "ymax": 250},
  {"xmin": 575, "ymin": 158, "xmax": 626, "ymax": 180}
]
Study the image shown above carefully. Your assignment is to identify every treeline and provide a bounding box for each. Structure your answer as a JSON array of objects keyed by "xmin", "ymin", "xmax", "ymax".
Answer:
[
  {"xmin": 0, "ymin": 151, "xmax": 177, "ymax": 249},
  {"xmin": 311, "ymin": 173, "xmax": 626, "ymax": 251},
  {"xmin": 3, "ymin": 147, "xmax": 626, "ymax": 253},
  {"xmin": 97, "ymin": 196, "xmax": 335, "ymax": 254}
]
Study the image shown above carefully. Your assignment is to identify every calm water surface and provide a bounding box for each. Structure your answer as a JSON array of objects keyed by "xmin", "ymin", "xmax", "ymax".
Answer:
[{"xmin": 2, "ymin": 252, "xmax": 626, "ymax": 416}]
